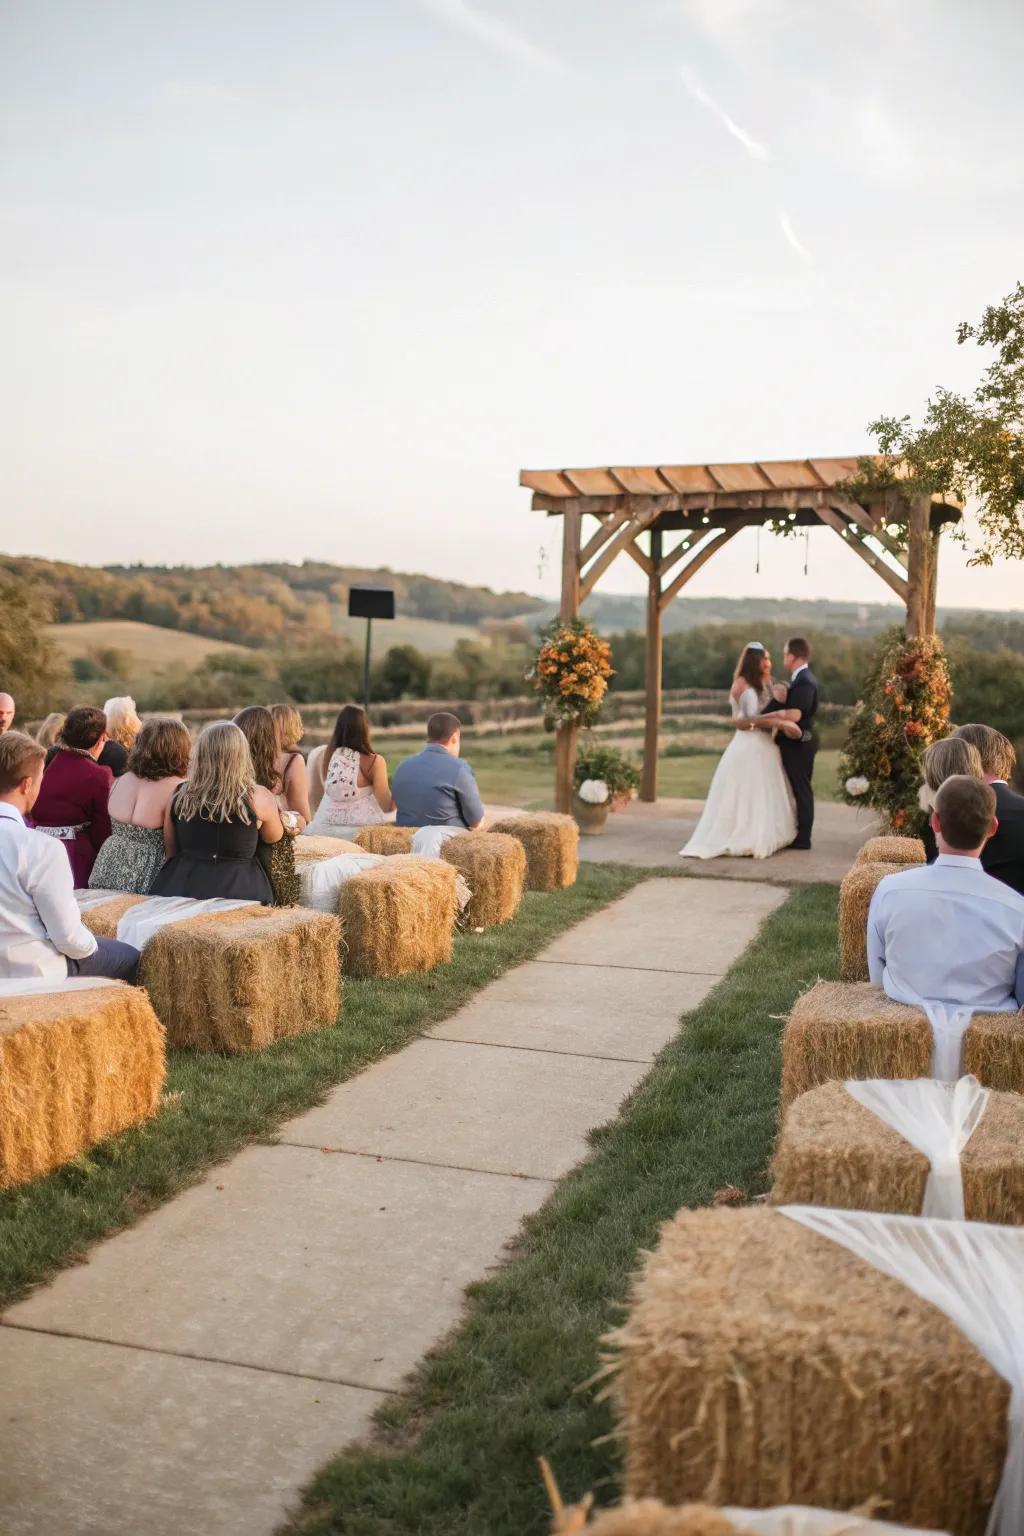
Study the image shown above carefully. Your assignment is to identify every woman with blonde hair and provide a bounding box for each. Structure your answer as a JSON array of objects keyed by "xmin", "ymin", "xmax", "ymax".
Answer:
[
  {"xmin": 35, "ymin": 712, "xmax": 65, "ymax": 749},
  {"xmin": 150, "ymin": 721, "xmax": 282, "ymax": 904},
  {"xmin": 89, "ymin": 718, "xmax": 191, "ymax": 893},
  {"xmin": 920, "ymin": 734, "xmax": 984, "ymax": 863},
  {"xmin": 269, "ymin": 703, "xmax": 312, "ymax": 826},
  {"xmin": 233, "ymin": 706, "xmax": 301, "ymax": 905},
  {"xmin": 98, "ymin": 696, "xmax": 142, "ymax": 777}
]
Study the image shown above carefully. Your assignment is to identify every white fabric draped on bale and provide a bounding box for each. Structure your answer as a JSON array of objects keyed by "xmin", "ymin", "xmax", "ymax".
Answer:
[
  {"xmin": 781, "ymin": 1206, "xmax": 1024, "ymax": 1536},
  {"xmin": 722, "ymin": 1509, "xmax": 942, "ymax": 1535},
  {"xmin": 297, "ymin": 852, "xmax": 385, "ymax": 913},
  {"xmin": 845, "ymin": 1076, "xmax": 989, "ymax": 1220},
  {"xmin": 115, "ymin": 896, "xmax": 259, "ymax": 949},
  {"xmin": 0, "ymin": 975, "xmax": 120, "ymax": 997}
]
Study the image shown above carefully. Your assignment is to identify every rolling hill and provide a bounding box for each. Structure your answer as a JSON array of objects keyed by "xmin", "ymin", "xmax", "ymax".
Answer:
[{"xmin": 44, "ymin": 621, "xmax": 251, "ymax": 669}]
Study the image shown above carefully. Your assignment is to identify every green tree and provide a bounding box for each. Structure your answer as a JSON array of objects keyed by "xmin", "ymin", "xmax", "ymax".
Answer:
[
  {"xmin": 374, "ymin": 644, "xmax": 431, "ymax": 701},
  {"xmin": 0, "ymin": 573, "xmax": 71, "ymax": 719}
]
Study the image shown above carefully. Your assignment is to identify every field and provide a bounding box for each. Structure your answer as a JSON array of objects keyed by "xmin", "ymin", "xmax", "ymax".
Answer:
[
  {"xmin": 45, "ymin": 621, "xmax": 250, "ymax": 669},
  {"xmin": 329, "ymin": 610, "xmax": 479, "ymax": 654}
]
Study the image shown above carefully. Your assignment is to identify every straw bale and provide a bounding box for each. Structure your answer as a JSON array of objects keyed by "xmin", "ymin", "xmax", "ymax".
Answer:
[
  {"xmin": 338, "ymin": 854, "xmax": 458, "ymax": 977},
  {"xmin": 80, "ymin": 893, "xmax": 148, "ymax": 940},
  {"xmin": 139, "ymin": 906, "xmax": 341, "ymax": 1052},
  {"xmin": 293, "ymin": 835, "xmax": 365, "ymax": 861},
  {"xmin": 854, "ymin": 835, "xmax": 926, "ymax": 869},
  {"xmin": 780, "ymin": 981, "xmax": 1024, "ymax": 1110},
  {"xmin": 354, "ymin": 825, "xmax": 417, "ymax": 855},
  {"xmin": 0, "ymin": 984, "xmax": 165, "ymax": 1187},
  {"xmin": 441, "ymin": 831, "xmax": 526, "ymax": 928},
  {"xmin": 556, "ymin": 1503, "xmax": 939, "ymax": 1535},
  {"xmin": 772, "ymin": 1079, "xmax": 1024, "ymax": 1222},
  {"xmin": 605, "ymin": 1205, "xmax": 1007, "ymax": 1531},
  {"xmin": 838, "ymin": 861, "xmax": 906, "ymax": 980},
  {"xmin": 491, "ymin": 812, "xmax": 579, "ymax": 890}
]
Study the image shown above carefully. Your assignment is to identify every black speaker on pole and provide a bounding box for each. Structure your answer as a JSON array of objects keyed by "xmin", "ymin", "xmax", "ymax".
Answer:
[{"xmin": 348, "ymin": 587, "xmax": 396, "ymax": 708}]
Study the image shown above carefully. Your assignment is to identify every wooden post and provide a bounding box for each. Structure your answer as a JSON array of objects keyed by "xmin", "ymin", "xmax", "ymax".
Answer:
[
  {"xmin": 554, "ymin": 507, "xmax": 582, "ymax": 814},
  {"xmin": 904, "ymin": 495, "xmax": 932, "ymax": 639},
  {"xmin": 924, "ymin": 527, "xmax": 941, "ymax": 637},
  {"xmin": 641, "ymin": 527, "xmax": 662, "ymax": 802}
]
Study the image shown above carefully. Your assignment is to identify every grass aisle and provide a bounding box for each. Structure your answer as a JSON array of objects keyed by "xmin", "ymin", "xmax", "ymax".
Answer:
[
  {"xmin": 288, "ymin": 881, "xmax": 839, "ymax": 1536},
  {"xmin": 0, "ymin": 863, "xmax": 645, "ymax": 1309}
]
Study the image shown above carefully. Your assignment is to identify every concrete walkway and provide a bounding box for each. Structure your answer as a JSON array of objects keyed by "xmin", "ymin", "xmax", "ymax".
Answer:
[
  {"xmin": 0, "ymin": 877, "xmax": 786, "ymax": 1536},
  {"xmin": 580, "ymin": 797, "xmax": 875, "ymax": 883}
]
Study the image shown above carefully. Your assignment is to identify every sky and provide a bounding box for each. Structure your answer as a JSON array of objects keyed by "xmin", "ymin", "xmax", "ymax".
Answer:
[{"xmin": 2, "ymin": 0, "xmax": 1023, "ymax": 613}]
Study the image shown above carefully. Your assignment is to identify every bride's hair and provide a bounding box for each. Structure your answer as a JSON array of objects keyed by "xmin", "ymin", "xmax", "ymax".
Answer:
[{"xmin": 734, "ymin": 644, "xmax": 769, "ymax": 696}]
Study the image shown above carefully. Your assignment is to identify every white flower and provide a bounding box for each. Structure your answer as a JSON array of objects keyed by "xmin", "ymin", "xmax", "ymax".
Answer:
[
  {"xmin": 845, "ymin": 775, "xmax": 869, "ymax": 797},
  {"xmin": 578, "ymin": 778, "xmax": 610, "ymax": 805}
]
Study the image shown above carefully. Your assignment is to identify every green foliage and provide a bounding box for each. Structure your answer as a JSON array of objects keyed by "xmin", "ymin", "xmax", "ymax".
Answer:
[
  {"xmin": 0, "ymin": 572, "xmax": 71, "ymax": 718},
  {"xmin": 572, "ymin": 741, "xmax": 640, "ymax": 795},
  {"xmin": 946, "ymin": 640, "xmax": 1024, "ymax": 741},
  {"xmin": 839, "ymin": 628, "xmax": 952, "ymax": 831},
  {"xmin": 277, "ymin": 642, "xmax": 362, "ymax": 704},
  {"xmin": 374, "ymin": 644, "xmax": 432, "ymax": 701}
]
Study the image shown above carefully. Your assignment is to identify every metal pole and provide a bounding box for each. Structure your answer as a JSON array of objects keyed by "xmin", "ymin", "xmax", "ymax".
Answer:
[{"xmin": 363, "ymin": 618, "xmax": 372, "ymax": 711}]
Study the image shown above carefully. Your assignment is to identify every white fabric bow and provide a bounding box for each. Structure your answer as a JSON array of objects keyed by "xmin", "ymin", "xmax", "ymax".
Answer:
[{"xmin": 845, "ymin": 1075, "xmax": 989, "ymax": 1219}]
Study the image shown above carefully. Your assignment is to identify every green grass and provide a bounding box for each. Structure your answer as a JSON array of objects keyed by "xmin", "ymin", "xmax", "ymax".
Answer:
[
  {"xmin": 287, "ymin": 882, "xmax": 840, "ymax": 1536},
  {"xmin": 0, "ymin": 864, "xmax": 647, "ymax": 1309}
]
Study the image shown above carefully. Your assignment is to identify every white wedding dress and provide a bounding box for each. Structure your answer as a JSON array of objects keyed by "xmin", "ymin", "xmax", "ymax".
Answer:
[{"xmin": 680, "ymin": 686, "xmax": 796, "ymax": 859}]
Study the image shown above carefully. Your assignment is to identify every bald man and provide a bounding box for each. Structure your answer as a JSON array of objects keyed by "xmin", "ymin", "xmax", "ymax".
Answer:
[{"xmin": 0, "ymin": 695, "xmax": 14, "ymax": 734}]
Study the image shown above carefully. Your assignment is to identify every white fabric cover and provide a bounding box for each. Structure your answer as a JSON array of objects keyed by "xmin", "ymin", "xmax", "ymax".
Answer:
[
  {"xmin": 115, "ymin": 896, "xmax": 258, "ymax": 949},
  {"xmin": 410, "ymin": 825, "xmax": 464, "ymax": 859},
  {"xmin": 297, "ymin": 853, "xmax": 384, "ymax": 913},
  {"xmin": 845, "ymin": 1075, "xmax": 989, "ymax": 1219},
  {"xmin": 920, "ymin": 1000, "xmax": 979, "ymax": 1081},
  {"xmin": 724, "ymin": 1508, "xmax": 943, "ymax": 1535},
  {"xmin": 781, "ymin": 1206, "xmax": 1024, "ymax": 1536},
  {"xmin": 0, "ymin": 975, "xmax": 120, "ymax": 997},
  {"xmin": 73, "ymin": 888, "xmax": 123, "ymax": 911}
]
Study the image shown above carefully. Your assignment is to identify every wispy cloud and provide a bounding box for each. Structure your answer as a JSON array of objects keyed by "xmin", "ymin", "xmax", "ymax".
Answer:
[
  {"xmin": 418, "ymin": 0, "xmax": 564, "ymax": 76},
  {"xmin": 778, "ymin": 209, "xmax": 812, "ymax": 264},
  {"xmin": 679, "ymin": 65, "xmax": 770, "ymax": 162}
]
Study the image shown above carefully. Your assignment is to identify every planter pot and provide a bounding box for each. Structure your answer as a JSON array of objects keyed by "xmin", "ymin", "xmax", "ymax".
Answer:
[
  {"xmin": 572, "ymin": 797, "xmax": 610, "ymax": 835},
  {"xmin": 610, "ymin": 790, "xmax": 634, "ymax": 812}
]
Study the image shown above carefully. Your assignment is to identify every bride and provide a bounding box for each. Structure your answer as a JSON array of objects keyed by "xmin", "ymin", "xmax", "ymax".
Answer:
[{"xmin": 680, "ymin": 642, "xmax": 801, "ymax": 859}]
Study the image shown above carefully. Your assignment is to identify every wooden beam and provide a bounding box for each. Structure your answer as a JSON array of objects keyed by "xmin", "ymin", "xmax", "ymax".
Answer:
[
  {"xmin": 624, "ymin": 540, "xmax": 654, "ymax": 577},
  {"xmin": 658, "ymin": 527, "xmax": 741, "ymax": 611},
  {"xmin": 555, "ymin": 507, "xmax": 582, "ymax": 815},
  {"xmin": 905, "ymin": 494, "xmax": 932, "ymax": 639},
  {"xmin": 642, "ymin": 528, "xmax": 663, "ymax": 802},
  {"xmin": 533, "ymin": 488, "xmax": 829, "ymax": 517},
  {"xmin": 815, "ymin": 504, "xmax": 909, "ymax": 604},
  {"xmin": 579, "ymin": 509, "xmax": 631, "ymax": 567},
  {"xmin": 579, "ymin": 508, "xmax": 659, "ymax": 600},
  {"xmin": 830, "ymin": 495, "xmax": 908, "ymax": 564},
  {"xmin": 925, "ymin": 527, "xmax": 940, "ymax": 636},
  {"xmin": 657, "ymin": 540, "xmax": 694, "ymax": 580}
]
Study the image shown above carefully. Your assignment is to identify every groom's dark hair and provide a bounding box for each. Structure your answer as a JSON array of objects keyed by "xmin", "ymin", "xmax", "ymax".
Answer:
[{"xmin": 787, "ymin": 637, "xmax": 811, "ymax": 660}]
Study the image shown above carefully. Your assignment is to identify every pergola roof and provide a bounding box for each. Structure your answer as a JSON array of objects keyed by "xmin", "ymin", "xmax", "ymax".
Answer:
[{"xmin": 520, "ymin": 457, "xmax": 866, "ymax": 500}]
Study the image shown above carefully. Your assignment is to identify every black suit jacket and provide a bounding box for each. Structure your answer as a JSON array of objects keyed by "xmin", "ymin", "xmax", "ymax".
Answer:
[
  {"xmin": 763, "ymin": 667, "xmax": 819, "ymax": 748},
  {"xmin": 982, "ymin": 781, "xmax": 1024, "ymax": 896}
]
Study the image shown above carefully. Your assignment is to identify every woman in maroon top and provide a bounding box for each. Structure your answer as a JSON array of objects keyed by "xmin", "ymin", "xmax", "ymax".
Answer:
[{"xmin": 32, "ymin": 706, "xmax": 113, "ymax": 887}]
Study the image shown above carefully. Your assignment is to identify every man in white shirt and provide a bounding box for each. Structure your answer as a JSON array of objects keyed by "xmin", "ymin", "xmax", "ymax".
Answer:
[
  {"xmin": 868, "ymin": 774, "xmax": 1024, "ymax": 1012},
  {"xmin": 0, "ymin": 731, "xmax": 140, "ymax": 981}
]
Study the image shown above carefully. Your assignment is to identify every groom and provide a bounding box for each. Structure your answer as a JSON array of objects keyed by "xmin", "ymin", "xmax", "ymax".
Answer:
[{"xmin": 742, "ymin": 637, "xmax": 819, "ymax": 850}]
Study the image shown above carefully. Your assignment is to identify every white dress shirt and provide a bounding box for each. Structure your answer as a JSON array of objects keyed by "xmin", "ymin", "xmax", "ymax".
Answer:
[
  {"xmin": 0, "ymin": 803, "xmax": 97, "ymax": 978},
  {"xmin": 867, "ymin": 853, "xmax": 1024, "ymax": 1012}
]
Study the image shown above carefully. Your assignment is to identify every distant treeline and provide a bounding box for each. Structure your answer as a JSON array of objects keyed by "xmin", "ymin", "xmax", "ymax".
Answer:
[{"xmin": 0, "ymin": 555, "xmax": 543, "ymax": 649}]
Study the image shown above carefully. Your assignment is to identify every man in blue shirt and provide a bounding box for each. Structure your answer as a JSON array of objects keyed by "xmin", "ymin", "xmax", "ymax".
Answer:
[
  {"xmin": 391, "ymin": 713, "xmax": 486, "ymax": 830},
  {"xmin": 868, "ymin": 774, "xmax": 1024, "ymax": 1012}
]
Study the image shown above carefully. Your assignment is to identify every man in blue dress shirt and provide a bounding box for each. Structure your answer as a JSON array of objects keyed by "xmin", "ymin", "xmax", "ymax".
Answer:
[
  {"xmin": 868, "ymin": 774, "xmax": 1024, "ymax": 1012},
  {"xmin": 391, "ymin": 713, "xmax": 485, "ymax": 830}
]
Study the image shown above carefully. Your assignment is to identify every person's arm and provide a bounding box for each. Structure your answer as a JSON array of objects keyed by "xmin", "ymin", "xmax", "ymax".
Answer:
[
  {"xmin": 370, "ymin": 754, "xmax": 394, "ymax": 813},
  {"xmin": 1015, "ymin": 924, "xmax": 1024, "ymax": 1010},
  {"xmin": 867, "ymin": 887, "xmax": 887, "ymax": 987},
  {"xmin": 88, "ymin": 769, "xmax": 114, "ymax": 855},
  {"xmin": 252, "ymin": 786, "xmax": 284, "ymax": 844},
  {"xmin": 283, "ymin": 755, "xmax": 312, "ymax": 827},
  {"xmin": 162, "ymin": 796, "xmax": 178, "ymax": 859},
  {"xmin": 26, "ymin": 840, "xmax": 96, "ymax": 961},
  {"xmin": 454, "ymin": 761, "xmax": 485, "ymax": 830}
]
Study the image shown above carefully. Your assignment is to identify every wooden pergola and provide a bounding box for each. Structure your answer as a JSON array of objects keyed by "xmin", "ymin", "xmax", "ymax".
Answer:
[{"xmin": 519, "ymin": 457, "xmax": 963, "ymax": 812}]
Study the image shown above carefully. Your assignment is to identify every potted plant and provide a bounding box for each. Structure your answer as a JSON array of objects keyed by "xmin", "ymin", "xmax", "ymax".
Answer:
[{"xmin": 572, "ymin": 744, "xmax": 640, "ymax": 834}]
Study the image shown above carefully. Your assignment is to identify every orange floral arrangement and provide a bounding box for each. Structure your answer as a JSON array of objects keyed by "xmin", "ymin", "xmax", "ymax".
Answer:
[
  {"xmin": 527, "ymin": 619, "xmax": 614, "ymax": 728},
  {"xmin": 839, "ymin": 628, "xmax": 952, "ymax": 831}
]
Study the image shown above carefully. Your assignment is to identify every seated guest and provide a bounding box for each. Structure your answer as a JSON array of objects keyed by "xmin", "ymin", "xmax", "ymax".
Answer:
[
  {"xmin": 868, "ymin": 775, "xmax": 1024, "ymax": 1012},
  {"xmin": 233, "ymin": 706, "xmax": 300, "ymax": 905},
  {"xmin": 0, "ymin": 732, "xmax": 139, "ymax": 981},
  {"xmin": 151, "ymin": 721, "xmax": 282, "ymax": 905},
  {"xmin": 306, "ymin": 705, "xmax": 394, "ymax": 833},
  {"xmin": 954, "ymin": 722, "xmax": 1024, "ymax": 896},
  {"xmin": 32, "ymin": 707, "xmax": 113, "ymax": 887},
  {"xmin": 99, "ymin": 696, "xmax": 142, "ymax": 778},
  {"xmin": 270, "ymin": 703, "xmax": 312, "ymax": 826},
  {"xmin": 0, "ymin": 692, "xmax": 14, "ymax": 733},
  {"xmin": 89, "ymin": 718, "xmax": 191, "ymax": 893},
  {"xmin": 918, "ymin": 735, "xmax": 984, "ymax": 862},
  {"xmin": 391, "ymin": 712, "xmax": 484, "ymax": 830},
  {"xmin": 35, "ymin": 712, "xmax": 65, "ymax": 749}
]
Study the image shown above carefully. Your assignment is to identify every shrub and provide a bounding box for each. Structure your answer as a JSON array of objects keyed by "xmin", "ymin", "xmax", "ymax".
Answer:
[{"xmin": 573, "ymin": 742, "xmax": 640, "ymax": 797}]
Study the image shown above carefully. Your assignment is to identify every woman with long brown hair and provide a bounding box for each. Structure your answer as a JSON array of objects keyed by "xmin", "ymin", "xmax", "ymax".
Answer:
[
  {"xmin": 89, "ymin": 717, "xmax": 191, "ymax": 892},
  {"xmin": 305, "ymin": 704, "xmax": 394, "ymax": 835},
  {"xmin": 232, "ymin": 706, "xmax": 301, "ymax": 904},
  {"xmin": 681, "ymin": 643, "xmax": 803, "ymax": 860}
]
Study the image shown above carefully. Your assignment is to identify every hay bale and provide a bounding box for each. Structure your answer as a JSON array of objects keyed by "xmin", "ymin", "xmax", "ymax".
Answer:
[
  {"xmin": 772, "ymin": 1079, "xmax": 1024, "ymax": 1222},
  {"xmin": 490, "ymin": 812, "xmax": 579, "ymax": 890},
  {"xmin": 0, "ymin": 984, "xmax": 166, "ymax": 1187},
  {"xmin": 354, "ymin": 825, "xmax": 416, "ymax": 855},
  {"xmin": 838, "ymin": 860, "xmax": 906, "ymax": 980},
  {"xmin": 140, "ymin": 906, "xmax": 341, "ymax": 1052},
  {"xmin": 780, "ymin": 981, "xmax": 1024, "ymax": 1110},
  {"xmin": 338, "ymin": 855, "xmax": 458, "ymax": 977},
  {"xmin": 557, "ymin": 1502, "xmax": 935, "ymax": 1535},
  {"xmin": 293, "ymin": 835, "xmax": 365, "ymax": 861},
  {"xmin": 605, "ymin": 1205, "xmax": 1006, "ymax": 1530},
  {"xmin": 855, "ymin": 835, "xmax": 926, "ymax": 868},
  {"xmin": 441, "ymin": 831, "xmax": 526, "ymax": 928},
  {"xmin": 80, "ymin": 892, "xmax": 148, "ymax": 940}
]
